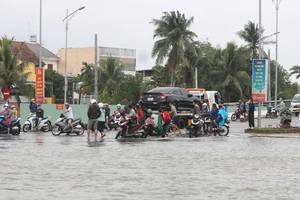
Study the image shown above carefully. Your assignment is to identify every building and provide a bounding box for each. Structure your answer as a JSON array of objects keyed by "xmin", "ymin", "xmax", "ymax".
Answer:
[
  {"xmin": 136, "ymin": 69, "xmax": 153, "ymax": 81},
  {"xmin": 12, "ymin": 42, "xmax": 59, "ymax": 82},
  {"xmin": 57, "ymin": 46, "xmax": 136, "ymax": 77}
]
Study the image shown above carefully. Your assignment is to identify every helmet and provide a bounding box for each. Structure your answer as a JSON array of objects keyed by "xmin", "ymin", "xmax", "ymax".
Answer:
[
  {"xmin": 104, "ymin": 103, "xmax": 108, "ymax": 106},
  {"xmin": 4, "ymin": 103, "xmax": 9, "ymax": 107},
  {"xmin": 90, "ymin": 99, "xmax": 97, "ymax": 104},
  {"xmin": 11, "ymin": 105, "xmax": 15, "ymax": 108},
  {"xmin": 65, "ymin": 102, "xmax": 70, "ymax": 106},
  {"xmin": 37, "ymin": 104, "xmax": 41, "ymax": 107},
  {"xmin": 193, "ymin": 99, "xmax": 198, "ymax": 103},
  {"xmin": 98, "ymin": 103, "xmax": 104, "ymax": 108},
  {"xmin": 202, "ymin": 103, "xmax": 207, "ymax": 107},
  {"xmin": 147, "ymin": 109, "xmax": 152, "ymax": 115},
  {"xmin": 120, "ymin": 109, "xmax": 126, "ymax": 116},
  {"xmin": 31, "ymin": 99, "xmax": 35, "ymax": 101},
  {"xmin": 239, "ymin": 100, "xmax": 242, "ymax": 103},
  {"xmin": 117, "ymin": 104, "xmax": 121, "ymax": 108}
]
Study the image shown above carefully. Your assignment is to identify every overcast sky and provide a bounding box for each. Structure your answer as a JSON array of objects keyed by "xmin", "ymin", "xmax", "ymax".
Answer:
[{"xmin": 2, "ymin": 0, "xmax": 299, "ymax": 82}]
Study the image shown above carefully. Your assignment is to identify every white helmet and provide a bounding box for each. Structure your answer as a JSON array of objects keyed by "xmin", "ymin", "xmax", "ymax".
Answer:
[
  {"xmin": 90, "ymin": 99, "xmax": 97, "ymax": 104},
  {"xmin": 98, "ymin": 102, "xmax": 104, "ymax": 108},
  {"xmin": 117, "ymin": 104, "xmax": 121, "ymax": 108},
  {"xmin": 202, "ymin": 103, "xmax": 207, "ymax": 107},
  {"xmin": 4, "ymin": 103, "xmax": 9, "ymax": 107}
]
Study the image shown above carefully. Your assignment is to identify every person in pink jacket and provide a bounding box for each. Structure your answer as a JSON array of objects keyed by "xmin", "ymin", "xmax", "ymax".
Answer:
[{"xmin": 2, "ymin": 104, "xmax": 12, "ymax": 134}]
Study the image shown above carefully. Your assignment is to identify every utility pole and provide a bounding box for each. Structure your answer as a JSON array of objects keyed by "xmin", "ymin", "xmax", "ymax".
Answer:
[
  {"xmin": 94, "ymin": 34, "xmax": 98, "ymax": 101},
  {"xmin": 258, "ymin": 0, "xmax": 262, "ymax": 128}
]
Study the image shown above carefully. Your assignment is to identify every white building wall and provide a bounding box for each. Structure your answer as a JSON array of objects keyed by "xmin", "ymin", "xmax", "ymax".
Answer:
[{"xmin": 43, "ymin": 59, "xmax": 59, "ymax": 71}]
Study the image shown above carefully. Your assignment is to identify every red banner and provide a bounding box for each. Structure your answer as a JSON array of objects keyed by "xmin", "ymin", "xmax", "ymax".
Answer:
[{"xmin": 35, "ymin": 68, "xmax": 44, "ymax": 104}]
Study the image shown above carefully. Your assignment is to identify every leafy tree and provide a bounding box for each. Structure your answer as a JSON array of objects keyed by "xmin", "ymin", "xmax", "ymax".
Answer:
[
  {"xmin": 290, "ymin": 65, "xmax": 300, "ymax": 79},
  {"xmin": 151, "ymin": 11, "xmax": 197, "ymax": 87},
  {"xmin": 45, "ymin": 69, "xmax": 64, "ymax": 99},
  {"xmin": 79, "ymin": 62, "xmax": 95, "ymax": 94},
  {"xmin": 151, "ymin": 65, "xmax": 170, "ymax": 87},
  {"xmin": 210, "ymin": 42, "xmax": 251, "ymax": 102},
  {"xmin": 0, "ymin": 36, "xmax": 33, "ymax": 104},
  {"xmin": 99, "ymin": 57, "xmax": 124, "ymax": 98}
]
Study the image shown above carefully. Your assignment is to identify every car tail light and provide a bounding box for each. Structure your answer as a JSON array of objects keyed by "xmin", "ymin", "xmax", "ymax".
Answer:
[{"xmin": 159, "ymin": 94, "xmax": 167, "ymax": 100}]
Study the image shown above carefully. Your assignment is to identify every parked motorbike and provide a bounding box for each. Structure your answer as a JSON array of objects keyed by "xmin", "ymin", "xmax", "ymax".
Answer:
[
  {"xmin": 231, "ymin": 107, "xmax": 240, "ymax": 121},
  {"xmin": 265, "ymin": 106, "xmax": 278, "ymax": 118},
  {"xmin": 189, "ymin": 114, "xmax": 204, "ymax": 138},
  {"xmin": 108, "ymin": 113, "xmax": 121, "ymax": 131},
  {"xmin": 0, "ymin": 115, "xmax": 21, "ymax": 135},
  {"xmin": 51, "ymin": 114, "xmax": 84, "ymax": 136},
  {"xmin": 202, "ymin": 117, "xmax": 230, "ymax": 136},
  {"xmin": 115, "ymin": 115, "xmax": 144, "ymax": 139},
  {"xmin": 23, "ymin": 114, "xmax": 51, "ymax": 132}
]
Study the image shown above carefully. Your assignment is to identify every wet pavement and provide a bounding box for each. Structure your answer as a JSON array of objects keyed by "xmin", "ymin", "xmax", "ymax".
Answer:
[{"xmin": 1, "ymin": 117, "xmax": 300, "ymax": 200}]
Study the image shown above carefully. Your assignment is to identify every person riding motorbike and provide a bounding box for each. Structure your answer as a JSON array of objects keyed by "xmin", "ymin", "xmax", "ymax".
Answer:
[
  {"xmin": 213, "ymin": 104, "xmax": 228, "ymax": 131},
  {"xmin": 192, "ymin": 99, "xmax": 201, "ymax": 116},
  {"xmin": 201, "ymin": 103, "xmax": 208, "ymax": 114},
  {"xmin": 136, "ymin": 104, "xmax": 144, "ymax": 124},
  {"xmin": 2, "ymin": 104, "xmax": 12, "ymax": 134},
  {"xmin": 35, "ymin": 104, "xmax": 44, "ymax": 127},
  {"xmin": 203, "ymin": 103, "xmax": 218, "ymax": 135},
  {"xmin": 64, "ymin": 102, "xmax": 74, "ymax": 133}
]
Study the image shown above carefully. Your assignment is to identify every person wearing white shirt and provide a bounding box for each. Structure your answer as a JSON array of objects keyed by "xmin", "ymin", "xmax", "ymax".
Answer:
[{"xmin": 64, "ymin": 102, "xmax": 74, "ymax": 132}]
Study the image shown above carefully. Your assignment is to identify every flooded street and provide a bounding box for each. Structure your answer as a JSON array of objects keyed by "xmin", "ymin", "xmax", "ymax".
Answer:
[{"xmin": 1, "ymin": 118, "xmax": 300, "ymax": 200}]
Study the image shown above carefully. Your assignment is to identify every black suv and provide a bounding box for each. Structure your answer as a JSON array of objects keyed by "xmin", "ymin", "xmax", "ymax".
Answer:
[{"xmin": 140, "ymin": 87, "xmax": 200, "ymax": 111}]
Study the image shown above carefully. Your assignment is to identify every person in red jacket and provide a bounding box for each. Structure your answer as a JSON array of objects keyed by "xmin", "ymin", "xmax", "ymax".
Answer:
[
  {"xmin": 136, "ymin": 104, "xmax": 144, "ymax": 124},
  {"xmin": 159, "ymin": 108, "xmax": 171, "ymax": 136}
]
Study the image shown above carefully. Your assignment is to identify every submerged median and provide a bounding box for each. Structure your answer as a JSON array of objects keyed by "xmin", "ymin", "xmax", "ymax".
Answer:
[{"xmin": 245, "ymin": 127, "xmax": 300, "ymax": 138}]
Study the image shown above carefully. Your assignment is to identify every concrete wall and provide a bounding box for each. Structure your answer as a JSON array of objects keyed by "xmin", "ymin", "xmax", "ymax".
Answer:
[{"xmin": 44, "ymin": 59, "xmax": 59, "ymax": 71}]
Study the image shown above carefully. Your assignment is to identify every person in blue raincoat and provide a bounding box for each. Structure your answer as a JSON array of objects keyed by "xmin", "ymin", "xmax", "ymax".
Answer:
[{"xmin": 213, "ymin": 104, "xmax": 228, "ymax": 130}]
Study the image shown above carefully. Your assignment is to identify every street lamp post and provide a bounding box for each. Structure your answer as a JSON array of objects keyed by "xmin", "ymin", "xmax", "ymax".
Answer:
[
  {"xmin": 272, "ymin": 0, "xmax": 282, "ymax": 109},
  {"xmin": 62, "ymin": 6, "xmax": 85, "ymax": 104}
]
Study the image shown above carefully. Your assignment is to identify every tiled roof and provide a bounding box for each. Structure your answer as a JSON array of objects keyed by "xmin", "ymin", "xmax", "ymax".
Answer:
[
  {"xmin": 11, "ymin": 41, "xmax": 40, "ymax": 65},
  {"xmin": 25, "ymin": 42, "xmax": 59, "ymax": 60}
]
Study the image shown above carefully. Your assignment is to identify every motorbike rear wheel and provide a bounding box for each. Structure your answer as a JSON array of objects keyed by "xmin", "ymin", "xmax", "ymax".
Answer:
[
  {"xmin": 12, "ymin": 124, "xmax": 21, "ymax": 135},
  {"xmin": 52, "ymin": 126, "xmax": 62, "ymax": 136},
  {"xmin": 217, "ymin": 125, "xmax": 229, "ymax": 136},
  {"xmin": 115, "ymin": 131, "xmax": 121, "ymax": 139},
  {"xmin": 189, "ymin": 127, "xmax": 195, "ymax": 138},
  {"xmin": 42, "ymin": 122, "xmax": 50, "ymax": 132}
]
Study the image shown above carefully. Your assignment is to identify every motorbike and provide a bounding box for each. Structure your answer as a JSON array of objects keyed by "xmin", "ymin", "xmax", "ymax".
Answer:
[
  {"xmin": 231, "ymin": 107, "xmax": 240, "ymax": 121},
  {"xmin": 142, "ymin": 115, "xmax": 166, "ymax": 138},
  {"xmin": 265, "ymin": 106, "xmax": 278, "ymax": 118},
  {"xmin": 189, "ymin": 114, "xmax": 204, "ymax": 138},
  {"xmin": 23, "ymin": 114, "xmax": 52, "ymax": 132},
  {"xmin": 51, "ymin": 114, "xmax": 85, "ymax": 136},
  {"xmin": 115, "ymin": 115, "xmax": 144, "ymax": 139},
  {"xmin": 107, "ymin": 113, "xmax": 121, "ymax": 131},
  {"xmin": 0, "ymin": 115, "xmax": 21, "ymax": 135},
  {"xmin": 280, "ymin": 108, "xmax": 292, "ymax": 128},
  {"xmin": 202, "ymin": 116, "xmax": 230, "ymax": 136}
]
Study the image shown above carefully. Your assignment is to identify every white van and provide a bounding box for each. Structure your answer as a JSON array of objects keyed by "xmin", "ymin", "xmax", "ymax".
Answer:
[
  {"xmin": 290, "ymin": 94, "xmax": 300, "ymax": 116},
  {"xmin": 188, "ymin": 90, "xmax": 222, "ymax": 110}
]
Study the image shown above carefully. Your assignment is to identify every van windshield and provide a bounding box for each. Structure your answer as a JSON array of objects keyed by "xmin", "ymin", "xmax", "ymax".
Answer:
[{"xmin": 292, "ymin": 95, "xmax": 300, "ymax": 102}]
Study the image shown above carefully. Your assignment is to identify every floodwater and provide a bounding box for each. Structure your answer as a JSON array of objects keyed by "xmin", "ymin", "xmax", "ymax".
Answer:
[{"xmin": 1, "ymin": 119, "xmax": 300, "ymax": 200}]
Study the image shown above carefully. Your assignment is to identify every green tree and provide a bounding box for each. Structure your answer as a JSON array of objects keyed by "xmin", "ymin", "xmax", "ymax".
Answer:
[
  {"xmin": 45, "ymin": 69, "xmax": 64, "ymax": 99},
  {"xmin": 79, "ymin": 62, "xmax": 95, "ymax": 94},
  {"xmin": 210, "ymin": 42, "xmax": 251, "ymax": 102},
  {"xmin": 290, "ymin": 65, "xmax": 300, "ymax": 79},
  {"xmin": 99, "ymin": 57, "xmax": 124, "ymax": 99},
  {"xmin": 151, "ymin": 65, "xmax": 170, "ymax": 87},
  {"xmin": 237, "ymin": 21, "xmax": 262, "ymax": 61},
  {"xmin": 0, "ymin": 36, "xmax": 33, "ymax": 104},
  {"xmin": 151, "ymin": 11, "xmax": 197, "ymax": 87}
]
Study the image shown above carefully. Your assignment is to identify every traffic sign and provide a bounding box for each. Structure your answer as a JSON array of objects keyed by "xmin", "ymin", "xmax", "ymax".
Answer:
[{"xmin": 3, "ymin": 88, "xmax": 10, "ymax": 100}]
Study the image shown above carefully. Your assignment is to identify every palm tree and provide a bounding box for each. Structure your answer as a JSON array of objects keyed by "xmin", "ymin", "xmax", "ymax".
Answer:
[
  {"xmin": 210, "ymin": 42, "xmax": 251, "ymax": 102},
  {"xmin": 237, "ymin": 21, "xmax": 265, "ymax": 61},
  {"xmin": 79, "ymin": 62, "xmax": 95, "ymax": 94},
  {"xmin": 99, "ymin": 57, "xmax": 124, "ymax": 98},
  {"xmin": 0, "ymin": 36, "xmax": 32, "ymax": 104},
  {"xmin": 151, "ymin": 11, "xmax": 198, "ymax": 87},
  {"xmin": 290, "ymin": 65, "xmax": 300, "ymax": 79}
]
